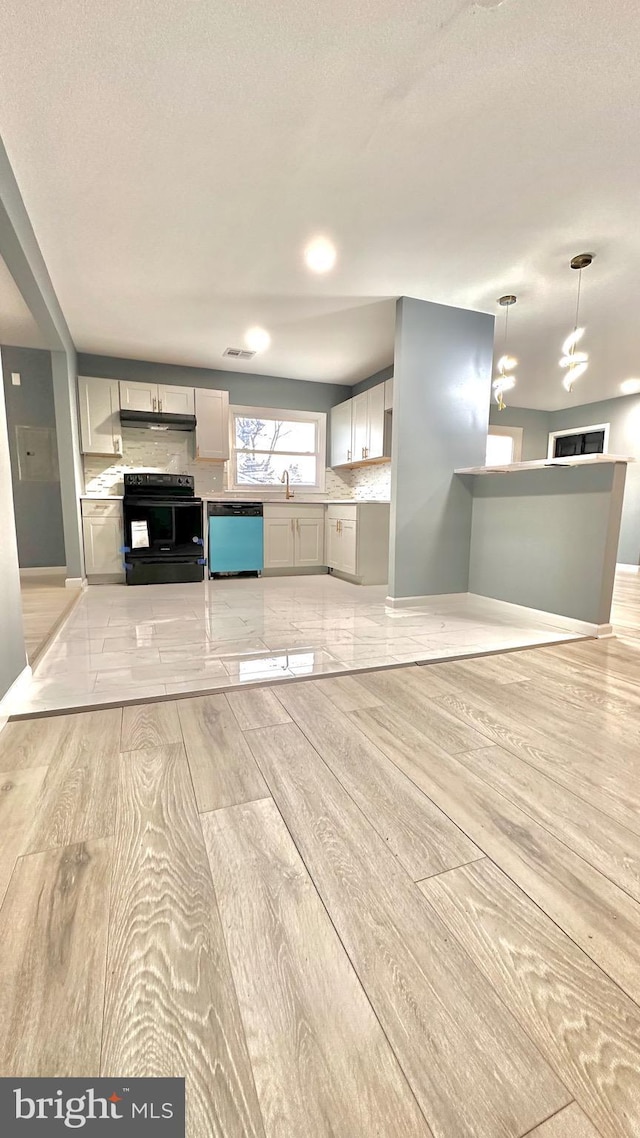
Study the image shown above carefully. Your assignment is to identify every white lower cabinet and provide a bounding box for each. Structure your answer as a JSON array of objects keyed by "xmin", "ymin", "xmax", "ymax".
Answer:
[
  {"xmin": 325, "ymin": 503, "xmax": 390, "ymax": 585},
  {"xmin": 263, "ymin": 505, "xmax": 325, "ymax": 571},
  {"xmin": 81, "ymin": 500, "xmax": 124, "ymax": 582},
  {"xmin": 263, "ymin": 516, "xmax": 295, "ymax": 569}
]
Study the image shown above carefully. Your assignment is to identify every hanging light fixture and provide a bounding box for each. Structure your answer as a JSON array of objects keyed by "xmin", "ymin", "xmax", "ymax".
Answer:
[
  {"xmin": 492, "ymin": 294, "xmax": 518, "ymax": 410},
  {"xmin": 559, "ymin": 253, "xmax": 593, "ymax": 392}
]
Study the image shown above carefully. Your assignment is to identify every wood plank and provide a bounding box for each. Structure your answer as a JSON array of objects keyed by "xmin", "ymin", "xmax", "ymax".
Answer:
[
  {"xmin": 422, "ymin": 683, "xmax": 640, "ymax": 836},
  {"xmin": 101, "ymin": 744, "xmax": 264, "ymax": 1138},
  {"xmin": 0, "ymin": 714, "xmax": 73, "ymax": 772},
  {"xmin": 121, "ymin": 699, "xmax": 183, "ymax": 750},
  {"xmin": 454, "ymin": 744, "xmax": 640, "ymax": 902},
  {"xmin": 0, "ymin": 766, "xmax": 48, "ymax": 905},
  {"xmin": 354, "ymin": 666, "xmax": 491, "ymax": 752},
  {"xmin": 202, "ymin": 797, "xmax": 430, "ymax": 1137},
  {"xmin": 226, "ymin": 687, "xmax": 291, "ymax": 732},
  {"xmin": 526, "ymin": 1104, "xmax": 601, "ymax": 1137},
  {"xmin": 24, "ymin": 707, "xmax": 122, "ymax": 854},
  {"xmin": 245, "ymin": 722, "xmax": 570, "ymax": 1138},
  {"xmin": 351, "ymin": 703, "xmax": 640, "ymax": 1005},
  {"xmin": 0, "ymin": 840, "xmax": 110, "ymax": 1076},
  {"xmin": 421, "ymin": 859, "xmax": 640, "ymax": 1138},
  {"xmin": 275, "ymin": 681, "xmax": 481, "ymax": 880},
  {"xmin": 312, "ymin": 673, "xmax": 384, "ymax": 713},
  {"xmin": 177, "ymin": 694, "xmax": 268, "ymax": 812}
]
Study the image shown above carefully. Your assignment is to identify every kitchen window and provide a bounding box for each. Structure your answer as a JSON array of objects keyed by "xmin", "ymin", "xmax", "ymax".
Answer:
[{"xmin": 230, "ymin": 406, "xmax": 326, "ymax": 491}]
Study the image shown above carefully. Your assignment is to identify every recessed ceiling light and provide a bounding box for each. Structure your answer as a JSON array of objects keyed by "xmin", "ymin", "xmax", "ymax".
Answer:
[
  {"xmin": 304, "ymin": 236, "xmax": 337, "ymax": 274},
  {"xmin": 621, "ymin": 378, "xmax": 640, "ymax": 395},
  {"xmin": 244, "ymin": 326, "xmax": 271, "ymax": 353}
]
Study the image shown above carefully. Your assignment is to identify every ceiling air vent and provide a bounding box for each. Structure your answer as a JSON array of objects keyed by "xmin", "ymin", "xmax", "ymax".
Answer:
[{"xmin": 223, "ymin": 347, "xmax": 256, "ymax": 360}]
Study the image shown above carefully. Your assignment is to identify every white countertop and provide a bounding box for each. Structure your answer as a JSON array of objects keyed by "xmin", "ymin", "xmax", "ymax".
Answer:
[
  {"xmin": 80, "ymin": 494, "xmax": 389, "ymax": 504},
  {"xmin": 455, "ymin": 454, "xmax": 633, "ymax": 476}
]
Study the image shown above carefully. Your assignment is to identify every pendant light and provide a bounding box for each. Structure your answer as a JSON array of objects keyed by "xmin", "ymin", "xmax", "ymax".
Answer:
[
  {"xmin": 559, "ymin": 253, "xmax": 593, "ymax": 393},
  {"xmin": 492, "ymin": 295, "xmax": 518, "ymax": 410}
]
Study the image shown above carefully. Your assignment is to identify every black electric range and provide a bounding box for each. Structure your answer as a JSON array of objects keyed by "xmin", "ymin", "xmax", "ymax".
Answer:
[{"xmin": 122, "ymin": 473, "xmax": 204, "ymax": 585}]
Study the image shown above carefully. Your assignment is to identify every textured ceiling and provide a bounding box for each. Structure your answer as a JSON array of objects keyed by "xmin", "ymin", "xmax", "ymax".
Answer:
[
  {"xmin": 0, "ymin": 254, "xmax": 46, "ymax": 349},
  {"xmin": 1, "ymin": 0, "xmax": 639, "ymax": 405}
]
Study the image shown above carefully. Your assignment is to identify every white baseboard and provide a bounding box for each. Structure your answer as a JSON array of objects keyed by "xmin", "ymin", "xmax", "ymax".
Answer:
[
  {"xmin": 0, "ymin": 663, "xmax": 32, "ymax": 736},
  {"xmin": 385, "ymin": 589, "xmax": 611, "ymax": 638},
  {"xmin": 20, "ymin": 566, "xmax": 66, "ymax": 578},
  {"xmin": 468, "ymin": 593, "xmax": 612, "ymax": 638},
  {"xmin": 65, "ymin": 577, "xmax": 87, "ymax": 590},
  {"xmin": 617, "ymin": 563, "xmax": 640, "ymax": 573},
  {"xmin": 385, "ymin": 592, "xmax": 467, "ymax": 608}
]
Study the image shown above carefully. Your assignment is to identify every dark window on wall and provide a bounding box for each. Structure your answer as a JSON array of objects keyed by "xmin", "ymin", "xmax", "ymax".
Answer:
[{"xmin": 554, "ymin": 430, "xmax": 605, "ymax": 458}]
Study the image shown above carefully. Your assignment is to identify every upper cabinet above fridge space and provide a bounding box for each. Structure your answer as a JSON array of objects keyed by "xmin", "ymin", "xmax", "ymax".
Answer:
[
  {"xmin": 77, "ymin": 376, "xmax": 229, "ymax": 461},
  {"xmin": 330, "ymin": 376, "xmax": 393, "ymax": 468}
]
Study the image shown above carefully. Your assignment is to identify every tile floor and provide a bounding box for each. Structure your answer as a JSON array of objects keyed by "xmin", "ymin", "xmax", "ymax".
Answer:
[{"xmin": 10, "ymin": 574, "xmax": 581, "ymax": 715}]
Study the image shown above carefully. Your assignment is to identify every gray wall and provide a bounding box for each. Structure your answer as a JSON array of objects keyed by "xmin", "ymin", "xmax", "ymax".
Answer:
[
  {"xmin": 1, "ymin": 346, "xmax": 65, "ymax": 568},
  {"xmin": 351, "ymin": 364, "xmax": 394, "ymax": 397},
  {"xmin": 389, "ymin": 296, "xmax": 494, "ymax": 598},
  {"xmin": 0, "ymin": 354, "xmax": 27, "ymax": 701},
  {"xmin": 493, "ymin": 394, "xmax": 640, "ymax": 565},
  {"xmin": 78, "ymin": 353, "xmax": 350, "ymax": 464},
  {"xmin": 0, "ymin": 138, "xmax": 84, "ymax": 581},
  {"xmin": 489, "ymin": 405, "xmax": 551, "ymax": 462},
  {"xmin": 467, "ymin": 462, "xmax": 626, "ymax": 625}
]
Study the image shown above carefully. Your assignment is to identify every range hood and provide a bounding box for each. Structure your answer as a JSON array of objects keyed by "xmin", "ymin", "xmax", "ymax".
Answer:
[{"xmin": 119, "ymin": 409, "xmax": 196, "ymax": 432}]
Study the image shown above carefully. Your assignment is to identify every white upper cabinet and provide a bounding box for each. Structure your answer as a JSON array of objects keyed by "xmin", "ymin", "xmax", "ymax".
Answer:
[
  {"xmin": 367, "ymin": 382, "xmax": 386, "ymax": 460},
  {"xmin": 330, "ymin": 399, "xmax": 353, "ymax": 467},
  {"xmin": 157, "ymin": 384, "xmax": 195, "ymax": 416},
  {"xmin": 119, "ymin": 380, "xmax": 157, "ymax": 413},
  {"xmin": 330, "ymin": 382, "xmax": 390, "ymax": 467},
  {"xmin": 119, "ymin": 380, "xmax": 195, "ymax": 416},
  {"xmin": 195, "ymin": 388, "xmax": 229, "ymax": 461},
  {"xmin": 351, "ymin": 391, "xmax": 369, "ymax": 462},
  {"xmin": 78, "ymin": 376, "xmax": 122, "ymax": 456},
  {"xmin": 384, "ymin": 375, "xmax": 394, "ymax": 411}
]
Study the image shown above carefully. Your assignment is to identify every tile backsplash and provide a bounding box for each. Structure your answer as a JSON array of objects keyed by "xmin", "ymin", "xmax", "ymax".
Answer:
[
  {"xmin": 82, "ymin": 429, "xmax": 391, "ymax": 500},
  {"xmin": 349, "ymin": 462, "xmax": 392, "ymax": 500}
]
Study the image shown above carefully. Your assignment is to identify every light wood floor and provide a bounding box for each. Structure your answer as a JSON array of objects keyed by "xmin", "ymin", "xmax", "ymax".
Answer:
[
  {"xmin": 1, "ymin": 572, "xmax": 640, "ymax": 1136},
  {"xmin": 20, "ymin": 573, "xmax": 80, "ymax": 664}
]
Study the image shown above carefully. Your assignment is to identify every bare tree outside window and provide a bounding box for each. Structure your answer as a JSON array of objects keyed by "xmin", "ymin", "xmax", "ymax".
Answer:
[{"xmin": 232, "ymin": 411, "xmax": 321, "ymax": 487}]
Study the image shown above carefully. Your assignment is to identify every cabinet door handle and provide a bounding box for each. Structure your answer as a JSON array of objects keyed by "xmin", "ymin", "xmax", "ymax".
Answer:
[
  {"xmin": 153, "ymin": 396, "xmax": 157, "ymax": 411},
  {"xmin": 347, "ymin": 449, "xmax": 351, "ymax": 461},
  {"xmin": 361, "ymin": 447, "xmax": 365, "ymax": 459},
  {"xmin": 158, "ymin": 399, "xmax": 163, "ymax": 412},
  {"xmin": 291, "ymin": 519, "xmax": 295, "ymax": 533}
]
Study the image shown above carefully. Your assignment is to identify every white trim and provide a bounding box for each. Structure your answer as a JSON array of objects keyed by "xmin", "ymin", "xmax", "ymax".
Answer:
[
  {"xmin": 19, "ymin": 566, "xmax": 67, "ymax": 578},
  {"xmin": 65, "ymin": 576, "xmax": 87, "ymax": 589},
  {"xmin": 487, "ymin": 425, "xmax": 523, "ymax": 464},
  {"xmin": 0, "ymin": 664, "xmax": 32, "ymax": 736},
  {"xmin": 229, "ymin": 405, "xmax": 326, "ymax": 493},
  {"xmin": 385, "ymin": 590, "xmax": 612, "ymax": 637},
  {"xmin": 617, "ymin": 562, "xmax": 640, "ymax": 573},
  {"xmin": 385, "ymin": 592, "xmax": 467, "ymax": 608},
  {"xmin": 547, "ymin": 421, "xmax": 610, "ymax": 460}
]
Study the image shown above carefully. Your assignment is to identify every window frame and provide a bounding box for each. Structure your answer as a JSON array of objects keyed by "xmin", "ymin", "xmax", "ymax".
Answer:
[
  {"xmin": 547, "ymin": 422, "xmax": 610, "ymax": 460},
  {"xmin": 229, "ymin": 405, "xmax": 327, "ymax": 493}
]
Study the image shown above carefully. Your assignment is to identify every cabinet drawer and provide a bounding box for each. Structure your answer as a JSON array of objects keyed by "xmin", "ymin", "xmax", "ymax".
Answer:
[
  {"xmin": 81, "ymin": 499, "xmax": 123, "ymax": 519},
  {"xmin": 264, "ymin": 504, "xmax": 325, "ymax": 520},
  {"xmin": 326, "ymin": 504, "xmax": 357, "ymax": 522}
]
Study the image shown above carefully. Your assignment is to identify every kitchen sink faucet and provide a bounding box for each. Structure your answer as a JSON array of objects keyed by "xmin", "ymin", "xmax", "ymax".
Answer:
[{"xmin": 280, "ymin": 469, "xmax": 294, "ymax": 499}]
